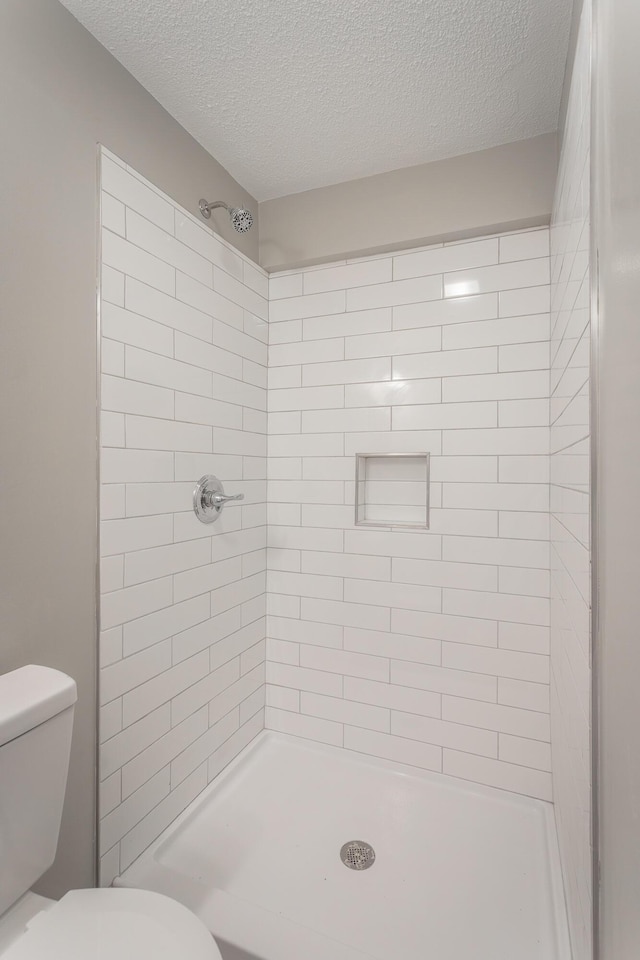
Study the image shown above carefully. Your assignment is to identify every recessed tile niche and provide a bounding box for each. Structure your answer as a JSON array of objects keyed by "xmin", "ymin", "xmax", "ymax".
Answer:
[{"xmin": 354, "ymin": 453, "xmax": 430, "ymax": 529}]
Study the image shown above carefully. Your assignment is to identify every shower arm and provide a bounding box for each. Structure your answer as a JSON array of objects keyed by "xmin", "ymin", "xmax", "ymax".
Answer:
[{"xmin": 199, "ymin": 199, "xmax": 230, "ymax": 218}]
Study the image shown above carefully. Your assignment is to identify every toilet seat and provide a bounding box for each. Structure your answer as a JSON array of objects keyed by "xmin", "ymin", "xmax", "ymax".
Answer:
[{"xmin": 1, "ymin": 888, "xmax": 222, "ymax": 960}]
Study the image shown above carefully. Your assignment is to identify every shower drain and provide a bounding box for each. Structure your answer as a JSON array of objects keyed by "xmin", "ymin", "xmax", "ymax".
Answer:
[{"xmin": 340, "ymin": 840, "xmax": 376, "ymax": 870}]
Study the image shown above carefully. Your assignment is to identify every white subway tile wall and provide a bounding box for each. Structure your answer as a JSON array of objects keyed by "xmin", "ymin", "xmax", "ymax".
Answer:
[
  {"xmin": 266, "ymin": 229, "xmax": 552, "ymax": 802},
  {"xmin": 98, "ymin": 148, "xmax": 267, "ymax": 885},
  {"xmin": 550, "ymin": 4, "xmax": 592, "ymax": 957}
]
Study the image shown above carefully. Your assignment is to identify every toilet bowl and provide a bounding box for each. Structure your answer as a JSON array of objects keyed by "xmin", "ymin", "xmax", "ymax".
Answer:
[
  {"xmin": 0, "ymin": 666, "xmax": 222, "ymax": 960},
  {"xmin": 0, "ymin": 888, "xmax": 221, "ymax": 960}
]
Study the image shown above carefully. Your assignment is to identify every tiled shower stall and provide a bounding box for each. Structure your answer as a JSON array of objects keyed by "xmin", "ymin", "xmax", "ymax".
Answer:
[
  {"xmin": 98, "ymin": 152, "xmax": 553, "ymax": 855},
  {"xmin": 97, "ymin": 28, "xmax": 592, "ymax": 940}
]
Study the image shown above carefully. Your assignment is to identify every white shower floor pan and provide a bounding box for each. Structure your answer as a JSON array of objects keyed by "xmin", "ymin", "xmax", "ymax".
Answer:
[{"xmin": 117, "ymin": 731, "xmax": 571, "ymax": 960}]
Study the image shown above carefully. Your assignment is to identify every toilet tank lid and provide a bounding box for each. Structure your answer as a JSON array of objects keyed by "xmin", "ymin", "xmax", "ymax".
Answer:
[{"xmin": 0, "ymin": 666, "xmax": 77, "ymax": 748}]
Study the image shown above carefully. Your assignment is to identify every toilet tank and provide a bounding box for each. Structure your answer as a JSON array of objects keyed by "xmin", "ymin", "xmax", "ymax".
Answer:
[{"xmin": 0, "ymin": 666, "xmax": 77, "ymax": 916}]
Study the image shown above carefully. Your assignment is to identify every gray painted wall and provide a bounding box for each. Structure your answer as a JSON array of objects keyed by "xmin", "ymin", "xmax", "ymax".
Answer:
[
  {"xmin": 0, "ymin": 0, "xmax": 258, "ymax": 897},
  {"xmin": 259, "ymin": 133, "xmax": 558, "ymax": 271},
  {"xmin": 594, "ymin": 0, "xmax": 640, "ymax": 954}
]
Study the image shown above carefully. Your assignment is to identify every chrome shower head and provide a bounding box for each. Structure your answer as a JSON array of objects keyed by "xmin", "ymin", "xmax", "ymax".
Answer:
[
  {"xmin": 199, "ymin": 198, "xmax": 254, "ymax": 233},
  {"xmin": 228, "ymin": 206, "xmax": 254, "ymax": 234}
]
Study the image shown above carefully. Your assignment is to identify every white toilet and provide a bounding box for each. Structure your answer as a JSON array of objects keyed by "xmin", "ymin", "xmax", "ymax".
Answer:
[{"xmin": 0, "ymin": 665, "xmax": 223, "ymax": 959}]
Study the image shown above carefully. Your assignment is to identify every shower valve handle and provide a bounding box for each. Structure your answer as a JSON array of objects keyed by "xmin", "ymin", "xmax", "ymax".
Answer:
[
  {"xmin": 193, "ymin": 475, "xmax": 244, "ymax": 524},
  {"xmin": 206, "ymin": 490, "xmax": 244, "ymax": 507}
]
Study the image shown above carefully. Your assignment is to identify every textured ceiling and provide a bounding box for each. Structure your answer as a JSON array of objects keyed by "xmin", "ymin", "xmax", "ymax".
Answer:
[{"xmin": 59, "ymin": 0, "xmax": 573, "ymax": 201}]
